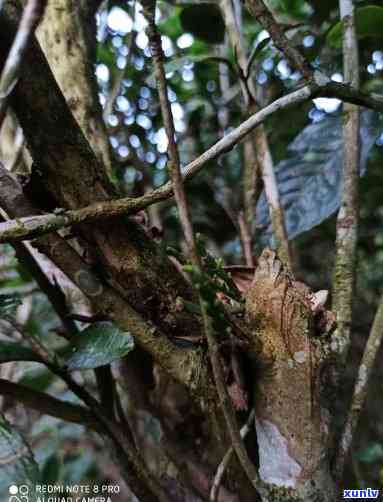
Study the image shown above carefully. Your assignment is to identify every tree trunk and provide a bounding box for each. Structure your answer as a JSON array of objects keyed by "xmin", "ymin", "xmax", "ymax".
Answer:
[{"xmin": 245, "ymin": 249, "xmax": 337, "ymax": 500}]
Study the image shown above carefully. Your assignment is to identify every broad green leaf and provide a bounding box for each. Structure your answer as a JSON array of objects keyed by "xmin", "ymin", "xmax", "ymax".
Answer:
[
  {"xmin": 327, "ymin": 6, "xmax": 383, "ymax": 48},
  {"xmin": 0, "ymin": 340, "xmax": 42, "ymax": 364},
  {"xmin": 65, "ymin": 322, "xmax": 134, "ymax": 370},
  {"xmin": 0, "ymin": 414, "xmax": 40, "ymax": 501},
  {"xmin": 256, "ymin": 111, "xmax": 380, "ymax": 242},
  {"xmin": 0, "ymin": 293, "xmax": 21, "ymax": 318},
  {"xmin": 180, "ymin": 4, "xmax": 225, "ymax": 44}
]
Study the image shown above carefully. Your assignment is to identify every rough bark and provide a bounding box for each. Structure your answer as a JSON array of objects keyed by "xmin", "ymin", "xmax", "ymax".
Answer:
[
  {"xmin": 36, "ymin": 0, "xmax": 113, "ymax": 177},
  {"xmin": 245, "ymin": 249, "xmax": 336, "ymax": 501}
]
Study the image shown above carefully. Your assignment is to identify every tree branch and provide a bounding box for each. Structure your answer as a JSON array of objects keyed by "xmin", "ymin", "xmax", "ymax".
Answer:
[
  {"xmin": 0, "ymin": 378, "xmax": 100, "ymax": 430},
  {"xmin": 0, "ymin": 76, "xmax": 381, "ymax": 246},
  {"xmin": 210, "ymin": 408, "xmax": 255, "ymax": 501},
  {"xmin": 0, "ymin": 165, "xmax": 208, "ymax": 395},
  {"xmin": 244, "ymin": 0, "xmax": 312, "ymax": 79},
  {"xmin": 0, "ymin": 3, "xmax": 202, "ymax": 354},
  {"xmin": 220, "ymin": 0, "xmax": 289, "ymax": 268},
  {"xmin": 332, "ymin": 0, "xmax": 360, "ymax": 361},
  {"xmin": 335, "ymin": 291, "xmax": 383, "ymax": 478},
  {"xmin": 53, "ymin": 367, "xmax": 171, "ymax": 502},
  {"xmin": 0, "ymin": 0, "xmax": 47, "ymax": 125},
  {"xmin": 0, "ymin": 86, "xmax": 310, "ymax": 243},
  {"xmin": 1, "ymin": 316, "xmax": 170, "ymax": 502}
]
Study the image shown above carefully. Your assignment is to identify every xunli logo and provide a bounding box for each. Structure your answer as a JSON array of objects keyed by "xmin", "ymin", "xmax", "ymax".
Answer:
[{"xmin": 343, "ymin": 488, "xmax": 380, "ymax": 499}]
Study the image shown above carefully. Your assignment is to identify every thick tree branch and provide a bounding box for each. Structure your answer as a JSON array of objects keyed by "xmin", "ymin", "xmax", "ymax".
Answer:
[
  {"xmin": 0, "ymin": 165, "xmax": 208, "ymax": 395},
  {"xmin": 0, "ymin": 378, "xmax": 100, "ymax": 430},
  {"xmin": 36, "ymin": 0, "xmax": 113, "ymax": 176}
]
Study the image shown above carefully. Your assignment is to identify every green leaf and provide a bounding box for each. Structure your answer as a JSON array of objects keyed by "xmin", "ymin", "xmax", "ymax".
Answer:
[
  {"xmin": 180, "ymin": 4, "xmax": 225, "ymax": 44},
  {"xmin": 356, "ymin": 443, "xmax": 383, "ymax": 463},
  {"xmin": 18, "ymin": 368, "xmax": 55, "ymax": 393},
  {"xmin": 41, "ymin": 454, "xmax": 61, "ymax": 484},
  {"xmin": 246, "ymin": 37, "xmax": 271, "ymax": 77},
  {"xmin": 0, "ymin": 414, "xmax": 40, "ymax": 501},
  {"xmin": 0, "ymin": 293, "xmax": 21, "ymax": 318},
  {"xmin": 65, "ymin": 322, "xmax": 134, "ymax": 370},
  {"xmin": 327, "ymin": 6, "xmax": 383, "ymax": 49},
  {"xmin": 0, "ymin": 340, "xmax": 42, "ymax": 364}
]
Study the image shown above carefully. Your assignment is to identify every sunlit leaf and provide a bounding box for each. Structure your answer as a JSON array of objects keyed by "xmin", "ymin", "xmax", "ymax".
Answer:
[
  {"xmin": 327, "ymin": 6, "xmax": 383, "ymax": 48},
  {"xmin": 65, "ymin": 322, "xmax": 134, "ymax": 370},
  {"xmin": 256, "ymin": 111, "xmax": 380, "ymax": 242},
  {"xmin": 0, "ymin": 414, "xmax": 39, "ymax": 500}
]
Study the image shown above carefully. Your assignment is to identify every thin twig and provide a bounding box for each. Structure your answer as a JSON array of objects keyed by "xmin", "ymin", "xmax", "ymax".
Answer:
[
  {"xmin": 335, "ymin": 293, "xmax": 383, "ymax": 479},
  {"xmin": 332, "ymin": 0, "xmax": 360, "ymax": 361},
  {"xmin": 0, "ymin": 0, "xmax": 48, "ymax": 126},
  {"xmin": 210, "ymin": 408, "xmax": 255, "ymax": 501},
  {"xmin": 143, "ymin": 2, "xmax": 197, "ymax": 260},
  {"xmin": 143, "ymin": 0, "xmax": 262, "ymax": 495}
]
